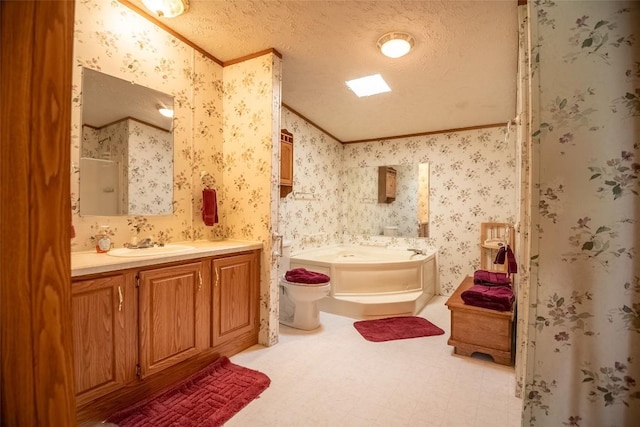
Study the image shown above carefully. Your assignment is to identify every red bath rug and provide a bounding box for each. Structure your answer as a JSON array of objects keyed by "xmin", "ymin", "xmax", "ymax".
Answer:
[
  {"xmin": 107, "ymin": 357, "xmax": 270, "ymax": 427},
  {"xmin": 354, "ymin": 316, "xmax": 445, "ymax": 342}
]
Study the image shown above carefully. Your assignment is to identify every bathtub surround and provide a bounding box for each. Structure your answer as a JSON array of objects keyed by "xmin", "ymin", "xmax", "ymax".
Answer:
[{"xmin": 289, "ymin": 245, "xmax": 437, "ymax": 318}]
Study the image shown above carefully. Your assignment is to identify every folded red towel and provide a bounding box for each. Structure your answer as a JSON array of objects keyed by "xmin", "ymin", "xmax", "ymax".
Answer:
[
  {"xmin": 202, "ymin": 189, "xmax": 218, "ymax": 226},
  {"xmin": 461, "ymin": 285, "xmax": 514, "ymax": 311},
  {"xmin": 284, "ymin": 268, "xmax": 330, "ymax": 285},
  {"xmin": 473, "ymin": 270, "xmax": 511, "ymax": 286}
]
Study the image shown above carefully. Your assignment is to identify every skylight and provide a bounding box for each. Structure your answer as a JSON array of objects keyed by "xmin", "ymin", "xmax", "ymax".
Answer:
[{"xmin": 345, "ymin": 74, "xmax": 391, "ymax": 97}]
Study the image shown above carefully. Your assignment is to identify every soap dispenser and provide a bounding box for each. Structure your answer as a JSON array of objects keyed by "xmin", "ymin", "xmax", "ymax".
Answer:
[{"xmin": 95, "ymin": 225, "xmax": 112, "ymax": 253}]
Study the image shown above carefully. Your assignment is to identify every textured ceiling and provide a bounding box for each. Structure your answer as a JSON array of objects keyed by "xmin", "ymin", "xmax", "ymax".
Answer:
[{"xmin": 128, "ymin": 0, "xmax": 518, "ymax": 142}]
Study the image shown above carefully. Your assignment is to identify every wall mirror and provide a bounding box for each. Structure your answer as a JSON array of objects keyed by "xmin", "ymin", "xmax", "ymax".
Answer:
[
  {"xmin": 343, "ymin": 163, "xmax": 430, "ymax": 238},
  {"xmin": 79, "ymin": 67, "xmax": 174, "ymax": 216}
]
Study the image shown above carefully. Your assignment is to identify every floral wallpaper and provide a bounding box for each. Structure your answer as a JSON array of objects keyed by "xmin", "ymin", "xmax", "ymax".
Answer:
[
  {"xmin": 280, "ymin": 106, "xmax": 516, "ymax": 296},
  {"xmin": 72, "ymin": 1, "xmax": 281, "ymax": 346},
  {"xmin": 342, "ymin": 128, "xmax": 517, "ymax": 295},
  {"xmin": 523, "ymin": 1, "xmax": 640, "ymax": 425},
  {"xmin": 279, "ymin": 108, "xmax": 344, "ymax": 252},
  {"xmin": 71, "ymin": 0, "xmax": 223, "ymax": 248},
  {"xmin": 222, "ymin": 54, "xmax": 282, "ymax": 346},
  {"xmin": 127, "ymin": 121, "xmax": 173, "ymax": 215}
]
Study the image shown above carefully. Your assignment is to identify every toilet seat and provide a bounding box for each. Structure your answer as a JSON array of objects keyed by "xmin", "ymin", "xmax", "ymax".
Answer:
[{"xmin": 281, "ymin": 278, "xmax": 330, "ymax": 287}]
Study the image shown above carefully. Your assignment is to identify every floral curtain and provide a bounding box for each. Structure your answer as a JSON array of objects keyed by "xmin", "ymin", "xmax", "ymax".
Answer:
[{"xmin": 523, "ymin": 1, "xmax": 639, "ymax": 425}]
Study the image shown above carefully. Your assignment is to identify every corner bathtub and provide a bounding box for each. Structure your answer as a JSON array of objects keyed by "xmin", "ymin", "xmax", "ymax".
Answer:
[{"xmin": 289, "ymin": 245, "xmax": 438, "ymax": 318}]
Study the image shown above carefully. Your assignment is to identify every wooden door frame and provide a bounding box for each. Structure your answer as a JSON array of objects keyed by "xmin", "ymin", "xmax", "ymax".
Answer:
[{"xmin": 1, "ymin": 1, "xmax": 76, "ymax": 424}]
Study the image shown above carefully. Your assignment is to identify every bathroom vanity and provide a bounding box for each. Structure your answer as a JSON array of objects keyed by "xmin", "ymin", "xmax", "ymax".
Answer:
[{"xmin": 71, "ymin": 241, "xmax": 261, "ymax": 423}]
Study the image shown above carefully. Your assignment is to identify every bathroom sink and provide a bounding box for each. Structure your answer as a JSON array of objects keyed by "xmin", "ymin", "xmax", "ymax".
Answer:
[{"xmin": 107, "ymin": 244, "xmax": 195, "ymax": 257}]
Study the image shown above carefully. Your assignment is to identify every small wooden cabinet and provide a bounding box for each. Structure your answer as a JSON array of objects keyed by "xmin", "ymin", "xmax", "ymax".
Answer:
[
  {"xmin": 378, "ymin": 166, "xmax": 397, "ymax": 203},
  {"xmin": 138, "ymin": 261, "xmax": 209, "ymax": 378},
  {"xmin": 72, "ymin": 273, "xmax": 136, "ymax": 406},
  {"xmin": 212, "ymin": 252, "xmax": 259, "ymax": 348},
  {"xmin": 280, "ymin": 129, "xmax": 293, "ymax": 198},
  {"xmin": 446, "ymin": 276, "xmax": 514, "ymax": 365}
]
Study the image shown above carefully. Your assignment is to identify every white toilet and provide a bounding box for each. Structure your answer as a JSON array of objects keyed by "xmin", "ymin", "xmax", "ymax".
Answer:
[{"xmin": 279, "ymin": 241, "xmax": 331, "ymax": 330}]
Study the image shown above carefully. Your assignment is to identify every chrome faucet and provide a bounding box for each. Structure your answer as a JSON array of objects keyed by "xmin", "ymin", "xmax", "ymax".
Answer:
[
  {"xmin": 407, "ymin": 248, "xmax": 425, "ymax": 256},
  {"xmin": 136, "ymin": 237, "xmax": 154, "ymax": 248}
]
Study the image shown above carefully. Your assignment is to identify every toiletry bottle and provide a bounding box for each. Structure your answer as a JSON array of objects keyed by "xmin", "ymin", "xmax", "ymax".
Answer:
[{"xmin": 96, "ymin": 225, "xmax": 112, "ymax": 253}]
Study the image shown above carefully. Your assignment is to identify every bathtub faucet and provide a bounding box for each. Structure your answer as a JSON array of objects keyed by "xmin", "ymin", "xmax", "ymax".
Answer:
[{"xmin": 407, "ymin": 248, "xmax": 425, "ymax": 256}]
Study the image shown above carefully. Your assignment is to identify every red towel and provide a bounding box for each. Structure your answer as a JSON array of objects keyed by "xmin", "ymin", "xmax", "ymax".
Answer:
[
  {"xmin": 461, "ymin": 285, "xmax": 515, "ymax": 311},
  {"xmin": 202, "ymin": 189, "xmax": 218, "ymax": 226},
  {"xmin": 493, "ymin": 245, "xmax": 518, "ymax": 275},
  {"xmin": 473, "ymin": 270, "xmax": 511, "ymax": 286},
  {"xmin": 506, "ymin": 246, "xmax": 518, "ymax": 274},
  {"xmin": 284, "ymin": 268, "xmax": 330, "ymax": 285}
]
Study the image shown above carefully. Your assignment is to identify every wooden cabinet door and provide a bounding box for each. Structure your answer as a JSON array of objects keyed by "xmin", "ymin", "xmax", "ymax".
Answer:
[
  {"xmin": 378, "ymin": 166, "xmax": 397, "ymax": 202},
  {"xmin": 212, "ymin": 252, "xmax": 259, "ymax": 347},
  {"xmin": 138, "ymin": 261, "xmax": 209, "ymax": 379},
  {"xmin": 280, "ymin": 140, "xmax": 293, "ymax": 185},
  {"xmin": 72, "ymin": 274, "xmax": 136, "ymax": 406},
  {"xmin": 386, "ymin": 169, "xmax": 396, "ymax": 198}
]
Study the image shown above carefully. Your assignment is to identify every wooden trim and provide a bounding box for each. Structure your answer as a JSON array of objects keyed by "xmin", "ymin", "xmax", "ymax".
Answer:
[
  {"xmin": 223, "ymin": 48, "xmax": 283, "ymax": 67},
  {"xmin": 118, "ymin": 1, "xmax": 282, "ymax": 68},
  {"xmin": 282, "ymin": 103, "xmax": 343, "ymax": 143},
  {"xmin": 118, "ymin": 0, "xmax": 224, "ymax": 66},
  {"xmin": 1, "ymin": 0, "xmax": 76, "ymax": 425},
  {"xmin": 341, "ymin": 122, "xmax": 507, "ymax": 144},
  {"xmin": 517, "ymin": 0, "xmax": 528, "ymax": 5}
]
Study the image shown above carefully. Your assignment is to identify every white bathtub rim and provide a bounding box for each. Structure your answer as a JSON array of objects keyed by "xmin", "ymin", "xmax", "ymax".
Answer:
[{"xmin": 290, "ymin": 244, "xmax": 436, "ymax": 265}]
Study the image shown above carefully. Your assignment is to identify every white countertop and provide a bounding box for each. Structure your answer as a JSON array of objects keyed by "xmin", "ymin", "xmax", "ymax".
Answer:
[{"xmin": 72, "ymin": 239, "xmax": 263, "ymax": 278}]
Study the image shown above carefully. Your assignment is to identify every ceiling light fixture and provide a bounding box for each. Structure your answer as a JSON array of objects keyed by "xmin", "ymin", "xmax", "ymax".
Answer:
[
  {"xmin": 345, "ymin": 74, "xmax": 391, "ymax": 98},
  {"xmin": 141, "ymin": 0, "xmax": 189, "ymax": 18},
  {"xmin": 377, "ymin": 32, "xmax": 415, "ymax": 58}
]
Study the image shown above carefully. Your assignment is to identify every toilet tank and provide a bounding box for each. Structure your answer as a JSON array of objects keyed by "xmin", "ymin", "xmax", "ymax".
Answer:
[{"xmin": 279, "ymin": 240, "xmax": 292, "ymax": 273}]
